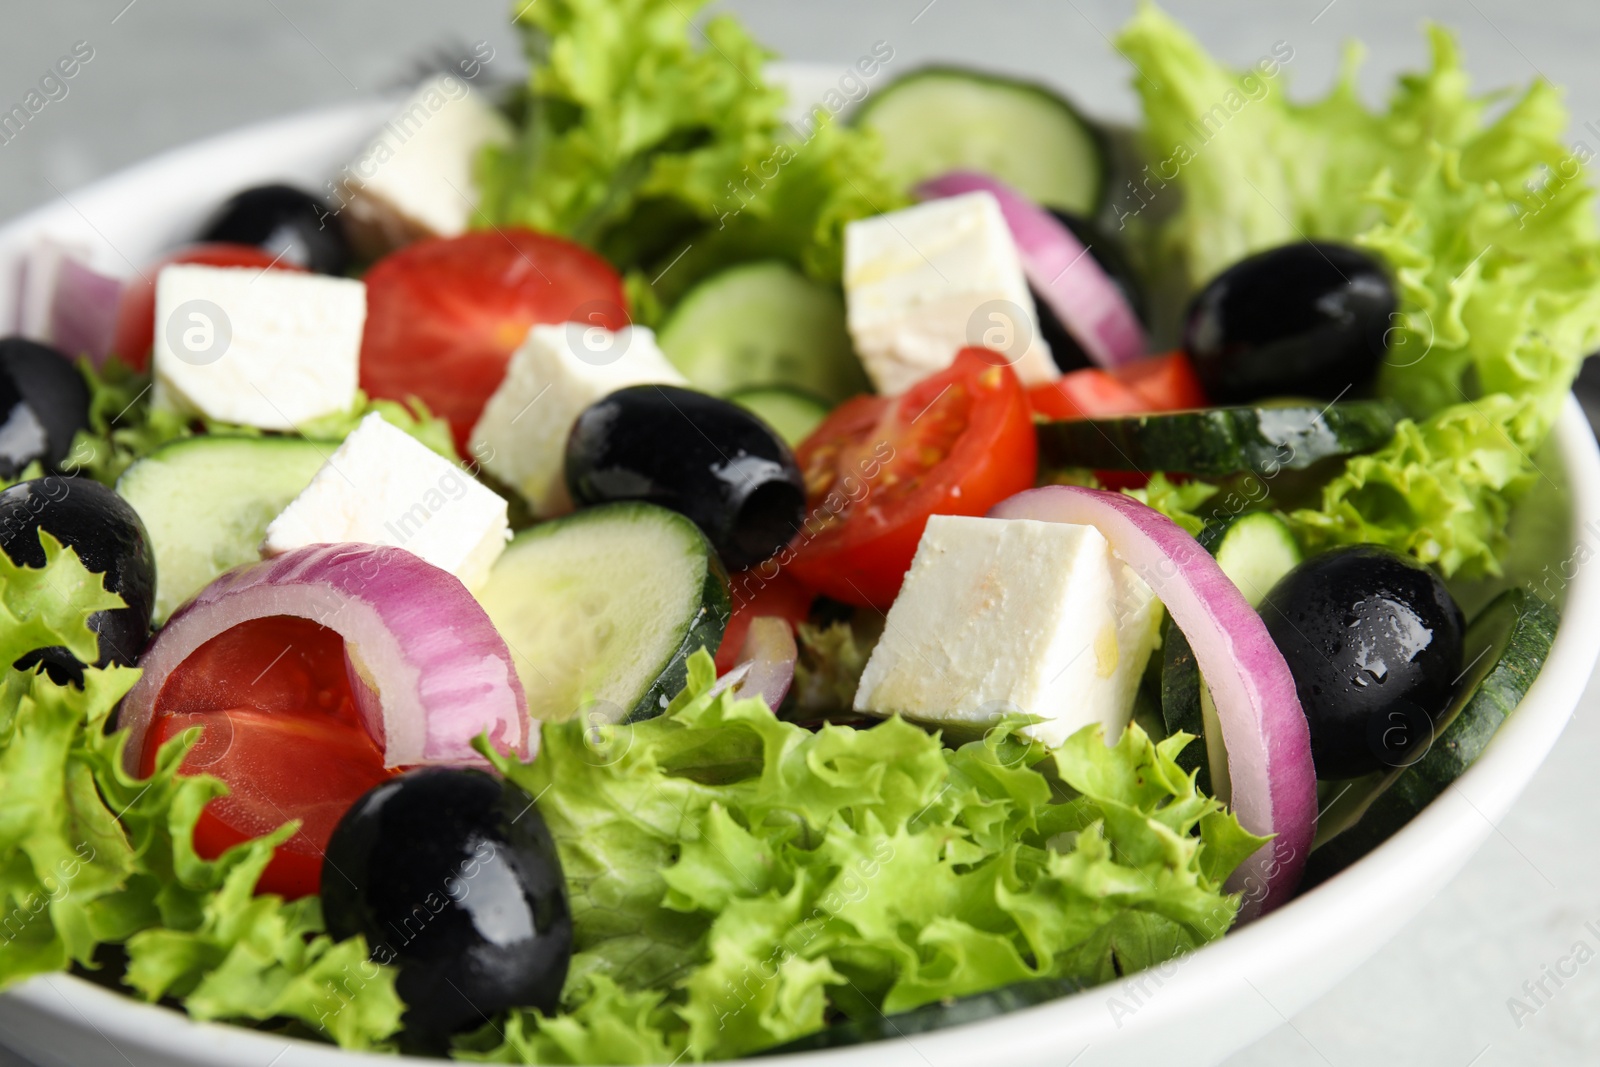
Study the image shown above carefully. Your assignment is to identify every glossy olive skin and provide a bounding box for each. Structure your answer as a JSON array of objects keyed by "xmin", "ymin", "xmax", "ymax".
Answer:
[
  {"xmin": 198, "ymin": 184, "xmax": 350, "ymax": 275},
  {"xmin": 566, "ymin": 385, "xmax": 806, "ymax": 571},
  {"xmin": 0, "ymin": 338, "xmax": 91, "ymax": 477},
  {"xmin": 1037, "ymin": 210, "xmax": 1147, "ymax": 373},
  {"xmin": 1260, "ymin": 545, "xmax": 1464, "ymax": 780},
  {"xmin": 1182, "ymin": 241, "xmax": 1396, "ymax": 403},
  {"xmin": 0, "ymin": 477, "xmax": 155, "ymax": 683},
  {"xmin": 322, "ymin": 768, "xmax": 572, "ymax": 1046}
]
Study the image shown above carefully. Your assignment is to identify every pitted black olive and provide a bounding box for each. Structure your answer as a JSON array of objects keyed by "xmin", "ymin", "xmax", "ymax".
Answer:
[
  {"xmin": 321, "ymin": 768, "xmax": 572, "ymax": 1047},
  {"xmin": 1182, "ymin": 241, "xmax": 1396, "ymax": 403},
  {"xmin": 0, "ymin": 338, "xmax": 90, "ymax": 477},
  {"xmin": 565, "ymin": 385, "xmax": 806, "ymax": 570},
  {"xmin": 1259, "ymin": 545, "xmax": 1464, "ymax": 779},
  {"xmin": 0, "ymin": 476, "xmax": 155, "ymax": 683},
  {"xmin": 198, "ymin": 184, "xmax": 350, "ymax": 275}
]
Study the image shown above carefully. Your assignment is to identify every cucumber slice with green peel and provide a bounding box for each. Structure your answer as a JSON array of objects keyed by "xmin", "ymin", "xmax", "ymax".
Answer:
[
  {"xmin": 764, "ymin": 977, "xmax": 1083, "ymax": 1054},
  {"xmin": 117, "ymin": 436, "xmax": 333, "ymax": 622},
  {"xmin": 1199, "ymin": 511, "xmax": 1303, "ymax": 609},
  {"xmin": 1303, "ymin": 588, "xmax": 1557, "ymax": 886},
  {"xmin": 1037, "ymin": 400, "xmax": 1399, "ymax": 477},
  {"xmin": 657, "ymin": 262, "xmax": 868, "ymax": 403},
  {"xmin": 855, "ymin": 67, "xmax": 1107, "ymax": 214},
  {"xmin": 476, "ymin": 503, "xmax": 730, "ymax": 725},
  {"xmin": 1162, "ymin": 512, "xmax": 1303, "ymax": 797},
  {"xmin": 727, "ymin": 386, "xmax": 829, "ymax": 447},
  {"xmin": 1161, "ymin": 627, "xmax": 1229, "ymax": 801}
]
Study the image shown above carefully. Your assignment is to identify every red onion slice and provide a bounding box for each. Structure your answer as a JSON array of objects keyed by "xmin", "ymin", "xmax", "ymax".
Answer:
[
  {"xmin": 989, "ymin": 486, "xmax": 1315, "ymax": 918},
  {"xmin": 15, "ymin": 238, "xmax": 84, "ymax": 340},
  {"xmin": 50, "ymin": 255, "xmax": 124, "ymax": 366},
  {"xmin": 725, "ymin": 617, "xmax": 798, "ymax": 712},
  {"xmin": 917, "ymin": 171, "xmax": 1147, "ymax": 369},
  {"xmin": 119, "ymin": 543, "xmax": 529, "ymax": 771}
]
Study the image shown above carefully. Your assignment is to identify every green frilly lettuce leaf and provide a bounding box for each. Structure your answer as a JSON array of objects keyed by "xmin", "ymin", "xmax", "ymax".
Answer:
[
  {"xmin": 0, "ymin": 531, "xmax": 403, "ymax": 1048},
  {"xmin": 1119, "ymin": 6, "xmax": 1600, "ymax": 576},
  {"xmin": 475, "ymin": 0, "xmax": 905, "ymax": 314},
  {"xmin": 464, "ymin": 651, "xmax": 1262, "ymax": 1062}
]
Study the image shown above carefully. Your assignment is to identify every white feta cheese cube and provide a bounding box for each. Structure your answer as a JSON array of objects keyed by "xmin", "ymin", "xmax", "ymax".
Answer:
[
  {"xmin": 151, "ymin": 264, "xmax": 363, "ymax": 430},
  {"xmin": 262, "ymin": 412, "xmax": 509, "ymax": 591},
  {"xmin": 469, "ymin": 323, "xmax": 687, "ymax": 518},
  {"xmin": 341, "ymin": 74, "xmax": 514, "ymax": 252},
  {"xmin": 844, "ymin": 191, "xmax": 1056, "ymax": 395},
  {"xmin": 853, "ymin": 514, "xmax": 1160, "ymax": 748}
]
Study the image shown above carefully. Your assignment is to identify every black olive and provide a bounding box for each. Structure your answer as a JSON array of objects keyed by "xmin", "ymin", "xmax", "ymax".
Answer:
[
  {"xmin": 1036, "ymin": 210, "xmax": 1148, "ymax": 374},
  {"xmin": 1259, "ymin": 545, "xmax": 1464, "ymax": 780},
  {"xmin": 566, "ymin": 385, "xmax": 805, "ymax": 571},
  {"xmin": 0, "ymin": 476, "xmax": 155, "ymax": 684},
  {"xmin": 0, "ymin": 338, "xmax": 90, "ymax": 477},
  {"xmin": 1182, "ymin": 241, "xmax": 1396, "ymax": 403},
  {"xmin": 198, "ymin": 184, "xmax": 350, "ymax": 275},
  {"xmin": 321, "ymin": 768, "xmax": 572, "ymax": 1047}
]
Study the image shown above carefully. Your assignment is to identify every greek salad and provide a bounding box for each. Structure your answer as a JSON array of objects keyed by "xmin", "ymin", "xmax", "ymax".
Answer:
[{"xmin": 0, "ymin": 1, "xmax": 1589, "ymax": 1060}]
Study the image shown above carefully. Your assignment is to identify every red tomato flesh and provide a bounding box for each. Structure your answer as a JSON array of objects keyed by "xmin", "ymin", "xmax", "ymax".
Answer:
[
  {"xmin": 787, "ymin": 348, "xmax": 1037, "ymax": 609},
  {"xmin": 714, "ymin": 570, "xmax": 815, "ymax": 676},
  {"xmin": 110, "ymin": 244, "xmax": 304, "ymax": 371},
  {"xmin": 1114, "ymin": 351, "xmax": 1208, "ymax": 411},
  {"xmin": 1027, "ymin": 369, "xmax": 1150, "ymax": 422},
  {"xmin": 1027, "ymin": 351, "xmax": 1208, "ymax": 422},
  {"xmin": 140, "ymin": 615, "xmax": 395, "ymax": 899},
  {"xmin": 359, "ymin": 229, "xmax": 630, "ymax": 452}
]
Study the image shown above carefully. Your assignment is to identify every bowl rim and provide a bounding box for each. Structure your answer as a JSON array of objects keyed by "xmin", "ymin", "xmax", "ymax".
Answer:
[{"xmin": 2, "ymin": 95, "xmax": 1598, "ymax": 1067}]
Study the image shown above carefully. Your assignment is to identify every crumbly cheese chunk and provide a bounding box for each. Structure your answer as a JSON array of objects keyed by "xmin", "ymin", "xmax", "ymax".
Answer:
[
  {"xmin": 469, "ymin": 323, "xmax": 687, "ymax": 518},
  {"xmin": 853, "ymin": 514, "xmax": 1160, "ymax": 748},
  {"xmin": 342, "ymin": 74, "xmax": 513, "ymax": 243},
  {"xmin": 151, "ymin": 264, "xmax": 363, "ymax": 430},
  {"xmin": 844, "ymin": 191, "xmax": 1057, "ymax": 395},
  {"xmin": 262, "ymin": 412, "xmax": 509, "ymax": 591}
]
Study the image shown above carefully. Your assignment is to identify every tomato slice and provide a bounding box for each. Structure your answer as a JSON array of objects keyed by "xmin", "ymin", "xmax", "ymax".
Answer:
[
  {"xmin": 1027, "ymin": 368, "xmax": 1151, "ymax": 421},
  {"xmin": 359, "ymin": 229, "xmax": 629, "ymax": 452},
  {"xmin": 714, "ymin": 570, "xmax": 815, "ymax": 676},
  {"xmin": 1112, "ymin": 351, "xmax": 1208, "ymax": 410},
  {"xmin": 787, "ymin": 349, "xmax": 1037, "ymax": 608},
  {"xmin": 110, "ymin": 244, "xmax": 304, "ymax": 371},
  {"xmin": 140, "ymin": 615, "xmax": 395, "ymax": 899},
  {"xmin": 1028, "ymin": 352, "xmax": 1209, "ymax": 422}
]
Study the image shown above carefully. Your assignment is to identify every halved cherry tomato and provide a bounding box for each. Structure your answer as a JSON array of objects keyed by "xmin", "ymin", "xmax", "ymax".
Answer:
[
  {"xmin": 786, "ymin": 348, "xmax": 1037, "ymax": 609},
  {"xmin": 110, "ymin": 243, "xmax": 304, "ymax": 371},
  {"xmin": 1114, "ymin": 351, "xmax": 1208, "ymax": 410},
  {"xmin": 360, "ymin": 229, "xmax": 629, "ymax": 452},
  {"xmin": 1027, "ymin": 351, "xmax": 1208, "ymax": 421},
  {"xmin": 140, "ymin": 615, "xmax": 395, "ymax": 899},
  {"xmin": 1027, "ymin": 369, "xmax": 1150, "ymax": 421},
  {"xmin": 714, "ymin": 569, "xmax": 815, "ymax": 675}
]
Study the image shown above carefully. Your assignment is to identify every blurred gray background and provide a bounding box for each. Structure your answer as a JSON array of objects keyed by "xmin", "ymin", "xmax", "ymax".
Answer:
[{"xmin": 4, "ymin": 1, "xmax": 1600, "ymax": 1065}]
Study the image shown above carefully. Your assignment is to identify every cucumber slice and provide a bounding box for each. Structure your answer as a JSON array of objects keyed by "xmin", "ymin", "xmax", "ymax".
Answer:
[
  {"xmin": 1160, "ymin": 626, "xmax": 1216, "ymax": 795},
  {"xmin": 1199, "ymin": 511, "xmax": 1303, "ymax": 609},
  {"xmin": 477, "ymin": 503, "xmax": 730, "ymax": 725},
  {"xmin": 765, "ymin": 977, "xmax": 1082, "ymax": 1054},
  {"xmin": 727, "ymin": 386, "xmax": 829, "ymax": 447},
  {"xmin": 1303, "ymin": 588, "xmax": 1557, "ymax": 886},
  {"xmin": 855, "ymin": 67, "xmax": 1106, "ymax": 214},
  {"xmin": 1037, "ymin": 401, "xmax": 1399, "ymax": 477},
  {"xmin": 1162, "ymin": 512, "xmax": 1303, "ymax": 797},
  {"xmin": 117, "ymin": 436, "xmax": 332, "ymax": 622},
  {"xmin": 657, "ymin": 262, "xmax": 868, "ymax": 404}
]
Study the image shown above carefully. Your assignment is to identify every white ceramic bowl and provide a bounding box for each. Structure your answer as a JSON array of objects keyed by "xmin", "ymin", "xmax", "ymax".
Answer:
[{"xmin": 0, "ymin": 96, "xmax": 1597, "ymax": 1067}]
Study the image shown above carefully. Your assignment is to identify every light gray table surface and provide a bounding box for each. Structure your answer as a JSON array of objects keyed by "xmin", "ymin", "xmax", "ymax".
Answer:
[{"xmin": 4, "ymin": 1, "xmax": 1600, "ymax": 1064}]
